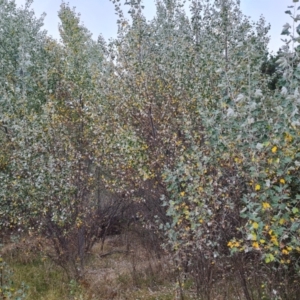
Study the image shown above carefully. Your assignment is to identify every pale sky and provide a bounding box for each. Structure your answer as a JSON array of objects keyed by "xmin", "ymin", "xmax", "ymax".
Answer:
[{"xmin": 15, "ymin": 0, "xmax": 293, "ymax": 53}]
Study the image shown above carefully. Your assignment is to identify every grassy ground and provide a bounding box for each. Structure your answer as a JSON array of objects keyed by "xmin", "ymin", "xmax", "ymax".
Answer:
[
  {"xmin": 1, "ymin": 233, "xmax": 186, "ymax": 300},
  {"xmin": 2, "ymin": 232, "xmax": 294, "ymax": 300}
]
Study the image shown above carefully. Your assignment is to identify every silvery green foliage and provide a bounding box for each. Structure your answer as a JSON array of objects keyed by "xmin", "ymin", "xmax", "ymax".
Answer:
[
  {"xmin": 0, "ymin": 0, "xmax": 47, "ymax": 115},
  {"xmin": 159, "ymin": 0, "xmax": 269, "ymax": 253},
  {"xmin": 99, "ymin": 0, "xmax": 200, "ymax": 217},
  {"xmin": 107, "ymin": 0, "xmax": 269, "ymax": 214},
  {"xmin": 0, "ymin": 2, "xmax": 111, "ymax": 278},
  {"xmin": 1, "ymin": 0, "xmax": 299, "ymax": 287},
  {"xmin": 0, "ymin": 0, "xmax": 47, "ymax": 229},
  {"xmin": 163, "ymin": 0, "xmax": 300, "ymax": 272}
]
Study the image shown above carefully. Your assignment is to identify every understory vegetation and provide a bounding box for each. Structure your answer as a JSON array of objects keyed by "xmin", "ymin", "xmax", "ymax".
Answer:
[{"xmin": 1, "ymin": 0, "xmax": 300, "ymax": 299}]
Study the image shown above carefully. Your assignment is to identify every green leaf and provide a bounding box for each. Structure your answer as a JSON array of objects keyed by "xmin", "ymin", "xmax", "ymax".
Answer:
[
  {"xmin": 282, "ymin": 23, "xmax": 291, "ymax": 35},
  {"xmin": 265, "ymin": 253, "xmax": 275, "ymax": 263},
  {"xmin": 291, "ymin": 222, "xmax": 299, "ymax": 232}
]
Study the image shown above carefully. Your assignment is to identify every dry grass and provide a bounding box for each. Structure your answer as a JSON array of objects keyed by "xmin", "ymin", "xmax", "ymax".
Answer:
[
  {"xmin": 3, "ymin": 231, "xmax": 295, "ymax": 299},
  {"xmin": 83, "ymin": 233, "xmax": 177, "ymax": 299},
  {"xmin": 1, "ymin": 232, "xmax": 181, "ymax": 300}
]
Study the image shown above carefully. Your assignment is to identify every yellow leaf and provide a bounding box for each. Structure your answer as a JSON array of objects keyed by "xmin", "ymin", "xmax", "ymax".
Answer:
[
  {"xmin": 255, "ymin": 184, "xmax": 261, "ymax": 191},
  {"xmin": 262, "ymin": 202, "xmax": 271, "ymax": 209},
  {"xmin": 280, "ymin": 178, "xmax": 285, "ymax": 184},
  {"xmin": 180, "ymin": 191, "xmax": 185, "ymax": 197},
  {"xmin": 272, "ymin": 146, "xmax": 277, "ymax": 153},
  {"xmin": 252, "ymin": 241, "xmax": 259, "ymax": 249},
  {"xmin": 234, "ymin": 157, "xmax": 242, "ymax": 164},
  {"xmin": 252, "ymin": 222, "xmax": 259, "ymax": 229},
  {"xmin": 271, "ymin": 236, "xmax": 279, "ymax": 246}
]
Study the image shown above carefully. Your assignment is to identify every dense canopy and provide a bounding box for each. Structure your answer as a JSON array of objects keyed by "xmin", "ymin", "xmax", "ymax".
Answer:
[{"xmin": 1, "ymin": 0, "xmax": 300, "ymax": 298}]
